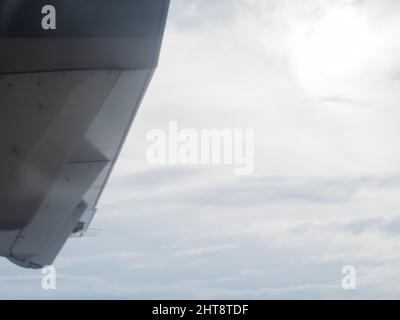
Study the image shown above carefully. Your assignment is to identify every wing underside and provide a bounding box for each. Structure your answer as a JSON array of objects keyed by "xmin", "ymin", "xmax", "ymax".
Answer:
[{"xmin": 0, "ymin": 0, "xmax": 169, "ymax": 268}]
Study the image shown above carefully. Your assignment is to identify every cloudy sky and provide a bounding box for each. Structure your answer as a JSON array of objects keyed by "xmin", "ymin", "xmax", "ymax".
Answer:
[{"xmin": 3, "ymin": 0, "xmax": 400, "ymax": 299}]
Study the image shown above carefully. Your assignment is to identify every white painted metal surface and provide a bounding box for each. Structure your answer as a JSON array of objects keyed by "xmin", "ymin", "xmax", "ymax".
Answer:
[
  {"xmin": 0, "ymin": 0, "xmax": 169, "ymax": 269},
  {"xmin": 0, "ymin": 71, "xmax": 120, "ymax": 230}
]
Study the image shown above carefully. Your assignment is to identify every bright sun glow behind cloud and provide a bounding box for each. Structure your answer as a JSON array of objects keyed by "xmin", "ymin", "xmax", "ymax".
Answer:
[{"xmin": 289, "ymin": 6, "xmax": 381, "ymax": 96}]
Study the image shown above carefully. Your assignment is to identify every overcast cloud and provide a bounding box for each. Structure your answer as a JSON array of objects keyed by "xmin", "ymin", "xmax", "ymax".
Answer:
[{"xmin": 2, "ymin": 0, "xmax": 400, "ymax": 299}]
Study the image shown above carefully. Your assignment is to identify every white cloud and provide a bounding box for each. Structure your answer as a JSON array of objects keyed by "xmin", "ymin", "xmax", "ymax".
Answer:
[{"xmin": 3, "ymin": 0, "xmax": 400, "ymax": 299}]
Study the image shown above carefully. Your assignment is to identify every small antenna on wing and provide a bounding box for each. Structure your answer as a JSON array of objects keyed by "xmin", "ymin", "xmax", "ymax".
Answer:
[
  {"xmin": 82, "ymin": 228, "xmax": 102, "ymax": 237},
  {"xmin": 70, "ymin": 227, "xmax": 102, "ymax": 238}
]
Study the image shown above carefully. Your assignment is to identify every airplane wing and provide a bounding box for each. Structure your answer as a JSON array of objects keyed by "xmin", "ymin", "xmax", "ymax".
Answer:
[{"xmin": 0, "ymin": 0, "xmax": 170, "ymax": 269}]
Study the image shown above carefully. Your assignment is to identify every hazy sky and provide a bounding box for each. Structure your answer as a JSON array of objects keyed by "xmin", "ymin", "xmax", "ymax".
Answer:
[{"xmin": 2, "ymin": 0, "xmax": 400, "ymax": 299}]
